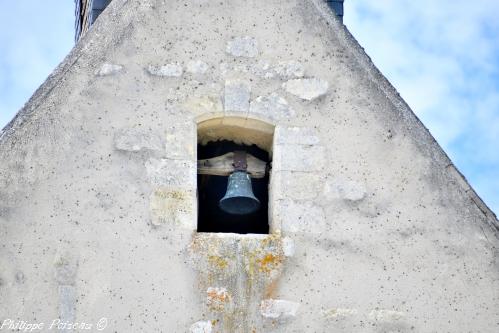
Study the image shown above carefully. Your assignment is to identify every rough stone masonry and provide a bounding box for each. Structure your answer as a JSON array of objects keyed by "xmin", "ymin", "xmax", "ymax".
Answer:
[{"xmin": 0, "ymin": 0, "xmax": 498, "ymax": 332}]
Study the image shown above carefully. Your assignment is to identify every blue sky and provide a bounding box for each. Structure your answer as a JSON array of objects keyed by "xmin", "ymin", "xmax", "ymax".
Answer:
[{"xmin": 0, "ymin": 1, "xmax": 497, "ymax": 215}]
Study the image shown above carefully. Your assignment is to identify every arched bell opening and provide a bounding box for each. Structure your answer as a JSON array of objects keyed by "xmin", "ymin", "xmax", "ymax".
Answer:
[{"xmin": 196, "ymin": 117, "xmax": 274, "ymax": 234}]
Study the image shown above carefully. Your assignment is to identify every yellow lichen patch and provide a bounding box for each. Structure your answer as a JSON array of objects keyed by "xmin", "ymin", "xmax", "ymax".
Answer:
[
  {"xmin": 257, "ymin": 253, "xmax": 283, "ymax": 273},
  {"xmin": 207, "ymin": 287, "xmax": 231, "ymax": 311},
  {"xmin": 208, "ymin": 255, "xmax": 229, "ymax": 270}
]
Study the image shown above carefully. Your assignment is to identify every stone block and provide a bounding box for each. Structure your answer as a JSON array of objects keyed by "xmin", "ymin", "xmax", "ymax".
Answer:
[
  {"xmin": 226, "ymin": 36, "xmax": 258, "ymax": 57},
  {"xmin": 190, "ymin": 321, "xmax": 213, "ymax": 333},
  {"xmin": 147, "ymin": 63, "xmax": 183, "ymax": 77},
  {"xmin": 368, "ymin": 309, "xmax": 409, "ymax": 331},
  {"xmin": 224, "ymin": 79, "xmax": 250, "ymax": 115},
  {"xmin": 15, "ymin": 271, "xmax": 25, "ymax": 284},
  {"xmin": 186, "ymin": 60, "xmax": 209, "ymax": 74},
  {"xmin": 95, "ymin": 63, "xmax": 123, "ymax": 76},
  {"xmin": 282, "ymin": 237, "xmax": 295, "ymax": 257},
  {"xmin": 249, "ymin": 93, "xmax": 295, "ymax": 122},
  {"xmin": 186, "ymin": 96, "xmax": 224, "ymax": 121},
  {"xmin": 283, "ymin": 78, "xmax": 329, "ymax": 101},
  {"xmin": 273, "ymin": 144, "xmax": 326, "ymax": 172},
  {"xmin": 164, "ymin": 121, "xmax": 196, "ymax": 160},
  {"xmin": 273, "ymin": 60, "xmax": 305, "ymax": 79},
  {"xmin": 58, "ymin": 285, "xmax": 76, "ymax": 323},
  {"xmin": 150, "ymin": 187, "xmax": 195, "ymax": 228},
  {"xmin": 260, "ymin": 299, "xmax": 300, "ymax": 319},
  {"xmin": 114, "ymin": 128, "xmax": 164, "ymax": 152},
  {"xmin": 368, "ymin": 309, "xmax": 405, "ymax": 323},
  {"xmin": 145, "ymin": 158, "xmax": 196, "ymax": 188}
]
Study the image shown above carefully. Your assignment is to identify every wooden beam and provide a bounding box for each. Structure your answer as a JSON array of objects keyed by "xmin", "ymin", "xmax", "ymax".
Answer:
[{"xmin": 197, "ymin": 152, "xmax": 267, "ymax": 178}]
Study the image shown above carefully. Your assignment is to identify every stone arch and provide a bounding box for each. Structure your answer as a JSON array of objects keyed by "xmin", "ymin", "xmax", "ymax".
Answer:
[{"xmin": 196, "ymin": 115, "xmax": 275, "ymax": 154}]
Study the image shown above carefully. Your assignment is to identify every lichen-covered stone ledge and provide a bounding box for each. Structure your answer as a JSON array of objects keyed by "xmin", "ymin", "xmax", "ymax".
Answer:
[{"xmin": 188, "ymin": 233, "xmax": 291, "ymax": 331}]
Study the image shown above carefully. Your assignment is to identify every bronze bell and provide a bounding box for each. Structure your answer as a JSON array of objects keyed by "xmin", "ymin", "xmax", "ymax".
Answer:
[{"xmin": 219, "ymin": 151, "xmax": 261, "ymax": 215}]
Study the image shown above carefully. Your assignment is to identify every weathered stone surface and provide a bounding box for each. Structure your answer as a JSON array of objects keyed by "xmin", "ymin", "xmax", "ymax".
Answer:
[
  {"xmin": 274, "ymin": 200, "xmax": 326, "ymax": 233},
  {"xmin": 283, "ymin": 78, "xmax": 329, "ymax": 100},
  {"xmin": 273, "ymin": 144, "xmax": 326, "ymax": 172},
  {"xmin": 226, "ymin": 36, "xmax": 258, "ymax": 57},
  {"xmin": 114, "ymin": 128, "xmax": 163, "ymax": 152},
  {"xmin": 145, "ymin": 158, "xmax": 196, "ymax": 187},
  {"xmin": 224, "ymin": 79, "xmax": 250, "ymax": 114},
  {"xmin": 150, "ymin": 187, "xmax": 195, "ymax": 228},
  {"xmin": 274, "ymin": 126, "xmax": 321, "ymax": 145},
  {"xmin": 249, "ymin": 93, "xmax": 294, "ymax": 121},
  {"xmin": 186, "ymin": 60, "xmax": 209, "ymax": 74},
  {"xmin": 190, "ymin": 321, "xmax": 213, "ymax": 333},
  {"xmin": 95, "ymin": 63, "xmax": 123, "ymax": 76},
  {"xmin": 147, "ymin": 63, "xmax": 183, "ymax": 77},
  {"xmin": 324, "ymin": 178, "xmax": 367, "ymax": 202},
  {"xmin": 260, "ymin": 299, "xmax": 299, "ymax": 319}
]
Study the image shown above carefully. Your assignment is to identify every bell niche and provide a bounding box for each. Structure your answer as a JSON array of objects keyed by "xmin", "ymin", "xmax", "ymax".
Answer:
[{"xmin": 196, "ymin": 117, "xmax": 273, "ymax": 234}]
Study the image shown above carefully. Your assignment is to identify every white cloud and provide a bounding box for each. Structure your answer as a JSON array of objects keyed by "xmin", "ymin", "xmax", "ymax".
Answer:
[{"xmin": 345, "ymin": 0, "xmax": 499, "ymax": 214}]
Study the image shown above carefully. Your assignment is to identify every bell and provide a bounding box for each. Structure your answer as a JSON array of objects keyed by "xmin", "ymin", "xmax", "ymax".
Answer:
[{"xmin": 219, "ymin": 171, "xmax": 260, "ymax": 215}]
